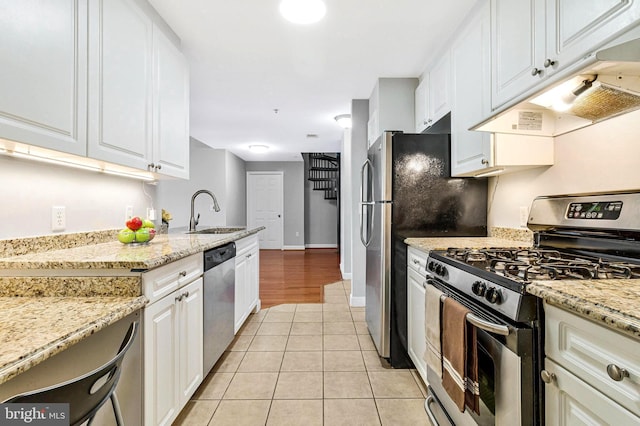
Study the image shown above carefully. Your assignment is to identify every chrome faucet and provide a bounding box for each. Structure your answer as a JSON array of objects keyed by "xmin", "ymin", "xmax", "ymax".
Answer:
[{"xmin": 189, "ymin": 189, "xmax": 221, "ymax": 231}]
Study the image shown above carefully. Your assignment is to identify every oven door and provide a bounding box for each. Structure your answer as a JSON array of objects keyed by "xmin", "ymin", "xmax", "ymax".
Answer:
[{"xmin": 424, "ymin": 289, "xmax": 537, "ymax": 425}]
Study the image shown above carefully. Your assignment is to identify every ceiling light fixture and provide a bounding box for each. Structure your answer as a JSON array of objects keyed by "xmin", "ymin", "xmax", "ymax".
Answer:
[
  {"xmin": 279, "ymin": 0, "xmax": 326, "ymax": 24},
  {"xmin": 249, "ymin": 144, "xmax": 269, "ymax": 153},
  {"xmin": 334, "ymin": 114, "xmax": 352, "ymax": 129}
]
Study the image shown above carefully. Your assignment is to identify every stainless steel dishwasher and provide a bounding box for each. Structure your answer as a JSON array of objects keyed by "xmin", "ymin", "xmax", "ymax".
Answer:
[{"xmin": 203, "ymin": 242, "xmax": 236, "ymax": 375}]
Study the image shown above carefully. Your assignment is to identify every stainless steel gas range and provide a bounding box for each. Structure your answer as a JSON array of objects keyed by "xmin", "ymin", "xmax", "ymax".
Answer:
[{"xmin": 423, "ymin": 191, "xmax": 640, "ymax": 426}]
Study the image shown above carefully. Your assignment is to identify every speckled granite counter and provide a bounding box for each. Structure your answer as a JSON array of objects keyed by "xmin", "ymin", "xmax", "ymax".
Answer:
[
  {"xmin": 0, "ymin": 296, "xmax": 146, "ymax": 384},
  {"xmin": 404, "ymin": 236, "xmax": 532, "ymax": 252},
  {"xmin": 0, "ymin": 228, "xmax": 263, "ymax": 272},
  {"xmin": 527, "ymin": 280, "xmax": 640, "ymax": 340},
  {"xmin": 0, "ymin": 226, "xmax": 263, "ymax": 385}
]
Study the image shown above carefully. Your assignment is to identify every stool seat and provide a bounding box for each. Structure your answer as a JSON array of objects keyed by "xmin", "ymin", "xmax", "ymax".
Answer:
[{"xmin": 4, "ymin": 321, "xmax": 138, "ymax": 426}]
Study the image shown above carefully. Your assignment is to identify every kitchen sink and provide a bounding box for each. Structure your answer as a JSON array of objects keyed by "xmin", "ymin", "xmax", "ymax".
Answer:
[{"xmin": 187, "ymin": 227, "xmax": 246, "ymax": 234}]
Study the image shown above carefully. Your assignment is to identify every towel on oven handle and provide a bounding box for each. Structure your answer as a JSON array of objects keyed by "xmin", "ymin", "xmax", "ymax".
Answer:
[
  {"xmin": 441, "ymin": 296, "xmax": 480, "ymax": 414},
  {"xmin": 424, "ymin": 284, "xmax": 443, "ymax": 379}
]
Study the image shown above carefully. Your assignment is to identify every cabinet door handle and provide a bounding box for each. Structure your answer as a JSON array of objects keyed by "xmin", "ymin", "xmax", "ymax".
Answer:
[
  {"xmin": 481, "ymin": 158, "xmax": 489, "ymax": 165},
  {"xmin": 179, "ymin": 270, "xmax": 187, "ymax": 277},
  {"xmin": 148, "ymin": 163, "xmax": 155, "ymax": 171},
  {"xmin": 607, "ymin": 364, "xmax": 629, "ymax": 382},
  {"xmin": 183, "ymin": 291, "xmax": 190, "ymax": 299},
  {"xmin": 412, "ymin": 259, "xmax": 420, "ymax": 264},
  {"xmin": 540, "ymin": 370, "xmax": 556, "ymax": 384},
  {"xmin": 422, "ymin": 281, "xmax": 427, "ymax": 289},
  {"xmin": 531, "ymin": 67, "xmax": 543, "ymax": 76},
  {"xmin": 175, "ymin": 294, "xmax": 183, "ymax": 302},
  {"xmin": 544, "ymin": 58, "xmax": 556, "ymax": 68},
  {"xmin": 156, "ymin": 164, "xmax": 162, "ymax": 170}
]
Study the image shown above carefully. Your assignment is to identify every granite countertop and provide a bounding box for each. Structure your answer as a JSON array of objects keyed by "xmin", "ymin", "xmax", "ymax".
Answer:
[
  {"xmin": 404, "ymin": 236, "xmax": 532, "ymax": 252},
  {"xmin": 0, "ymin": 227, "xmax": 264, "ymax": 272},
  {"xmin": 527, "ymin": 280, "xmax": 640, "ymax": 340},
  {"xmin": 0, "ymin": 296, "xmax": 147, "ymax": 385}
]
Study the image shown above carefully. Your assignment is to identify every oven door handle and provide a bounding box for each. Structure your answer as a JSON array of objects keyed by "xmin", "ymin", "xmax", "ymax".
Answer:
[{"xmin": 466, "ymin": 313, "xmax": 510, "ymax": 336}]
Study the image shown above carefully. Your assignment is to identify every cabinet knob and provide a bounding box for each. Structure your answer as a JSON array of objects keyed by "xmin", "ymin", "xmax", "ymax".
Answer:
[
  {"xmin": 175, "ymin": 294, "xmax": 183, "ymax": 302},
  {"xmin": 148, "ymin": 163, "xmax": 155, "ymax": 171},
  {"xmin": 531, "ymin": 67, "xmax": 543, "ymax": 76},
  {"xmin": 481, "ymin": 159, "xmax": 489, "ymax": 165},
  {"xmin": 606, "ymin": 364, "xmax": 629, "ymax": 382},
  {"xmin": 423, "ymin": 119, "xmax": 428, "ymax": 125},
  {"xmin": 540, "ymin": 370, "xmax": 556, "ymax": 384},
  {"xmin": 156, "ymin": 164, "xmax": 162, "ymax": 171},
  {"xmin": 413, "ymin": 259, "xmax": 420, "ymax": 264},
  {"xmin": 179, "ymin": 270, "xmax": 187, "ymax": 277},
  {"xmin": 543, "ymin": 58, "xmax": 556, "ymax": 68}
]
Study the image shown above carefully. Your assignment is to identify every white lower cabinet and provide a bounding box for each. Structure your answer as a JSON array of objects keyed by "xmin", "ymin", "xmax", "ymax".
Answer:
[
  {"xmin": 143, "ymin": 255, "xmax": 203, "ymax": 426},
  {"xmin": 543, "ymin": 303, "xmax": 640, "ymax": 424},
  {"xmin": 234, "ymin": 234, "xmax": 260, "ymax": 333},
  {"xmin": 407, "ymin": 246, "xmax": 429, "ymax": 383}
]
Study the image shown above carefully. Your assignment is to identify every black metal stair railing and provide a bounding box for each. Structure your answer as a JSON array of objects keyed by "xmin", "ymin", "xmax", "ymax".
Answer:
[{"xmin": 307, "ymin": 153, "xmax": 340, "ymax": 200}]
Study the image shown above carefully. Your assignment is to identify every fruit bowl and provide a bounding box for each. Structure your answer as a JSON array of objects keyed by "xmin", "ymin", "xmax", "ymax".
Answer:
[{"xmin": 118, "ymin": 217, "xmax": 156, "ymax": 244}]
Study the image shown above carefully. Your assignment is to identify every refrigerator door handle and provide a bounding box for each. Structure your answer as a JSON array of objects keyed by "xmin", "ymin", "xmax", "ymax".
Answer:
[{"xmin": 360, "ymin": 159, "xmax": 374, "ymax": 247}]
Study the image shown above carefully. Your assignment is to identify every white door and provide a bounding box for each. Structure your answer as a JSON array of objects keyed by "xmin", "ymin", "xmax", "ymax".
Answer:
[{"xmin": 247, "ymin": 172, "xmax": 284, "ymax": 249}]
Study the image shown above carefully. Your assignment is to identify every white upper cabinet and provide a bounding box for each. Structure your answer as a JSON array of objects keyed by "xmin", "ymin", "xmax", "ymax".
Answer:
[
  {"xmin": 492, "ymin": 0, "xmax": 640, "ymax": 110},
  {"xmin": 414, "ymin": 78, "xmax": 429, "ymax": 133},
  {"xmin": 546, "ymin": 0, "xmax": 640, "ymax": 76},
  {"xmin": 415, "ymin": 52, "xmax": 451, "ymax": 133},
  {"xmin": 428, "ymin": 51, "xmax": 451, "ymax": 125},
  {"xmin": 153, "ymin": 28, "xmax": 190, "ymax": 179},
  {"xmin": 0, "ymin": 0, "xmax": 87, "ymax": 155},
  {"xmin": 451, "ymin": 1, "xmax": 493, "ymax": 177},
  {"xmin": 491, "ymin": 0, "xmax": 546, "ymax": 110},
  {"xmin": 87, "ymin": 0, "xmax": 153, "ymax": 171}
]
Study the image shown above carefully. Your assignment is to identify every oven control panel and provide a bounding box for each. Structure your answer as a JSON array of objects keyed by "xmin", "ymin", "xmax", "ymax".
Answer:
[{"xmin": 566, "ymin": 201, "xmax": 622, "ymax": 220}]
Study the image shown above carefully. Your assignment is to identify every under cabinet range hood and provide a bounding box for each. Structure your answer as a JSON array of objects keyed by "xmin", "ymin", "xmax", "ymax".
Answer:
[{"xmin": 473, "ymin": 37, "xmax": 640, "ymax": 137}]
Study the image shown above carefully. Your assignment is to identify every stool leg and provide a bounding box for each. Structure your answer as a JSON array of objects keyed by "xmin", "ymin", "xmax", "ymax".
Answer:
[{"xmin": 111, "ymin": 391, "xmax": 124, "ymax": 426}]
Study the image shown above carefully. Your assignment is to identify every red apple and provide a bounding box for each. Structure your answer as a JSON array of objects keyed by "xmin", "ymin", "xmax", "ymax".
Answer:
[{"xmin": 126, "ymin": 216, "xmax": 143, "ymax": 231}]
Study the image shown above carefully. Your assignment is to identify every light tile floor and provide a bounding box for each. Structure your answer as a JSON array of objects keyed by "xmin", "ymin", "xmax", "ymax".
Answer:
[{"xmin": 173, "ymin": 280, "xmax": 432, "ymax": 425}]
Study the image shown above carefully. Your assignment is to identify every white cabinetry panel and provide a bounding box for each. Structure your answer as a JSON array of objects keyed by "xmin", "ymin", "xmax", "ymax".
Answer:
[
  {"xmin": 0, "ymin": 0, "xmax": 87, "ymax": 155},
  {"xmin": 88, "ymin": 0, "xmax": 153, "ymax": 170}
]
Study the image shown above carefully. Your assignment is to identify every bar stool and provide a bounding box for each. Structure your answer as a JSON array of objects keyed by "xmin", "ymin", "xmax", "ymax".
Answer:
[{"xmin": 4, "ymin": 320, "xmax": 139, "ymax": 426}]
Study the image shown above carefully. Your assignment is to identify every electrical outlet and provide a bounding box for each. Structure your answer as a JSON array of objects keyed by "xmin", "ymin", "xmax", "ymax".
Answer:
[
  {"xmin": 147, "ymin": 208, "xmax": 156, "ymax": 221},
  {"xmin": 125, "ymin": 205, "xmax": 134, "ymax": 221},
  {"xmin": 52, "ymin": 206, "xmax": 66, "ymax": 231},
  {"xmin": 519, "ymin": 206, "xmax": 529, "ymax": 227}
]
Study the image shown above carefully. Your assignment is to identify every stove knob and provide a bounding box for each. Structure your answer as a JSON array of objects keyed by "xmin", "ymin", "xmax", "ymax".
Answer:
[
  {"xmin": 485, "ymin": 287, "xmax": 502, "ymax": 304},
  {"xmin": 440, "ymin": 266, "xmax": 448, "ymax": 278},
  {"xmin": 471, "ymin": 281, "xmax": 486, "ymax": 297},
  {"xmin": 434, "ymin": 264, "xmax": 443, "ymax": 275},
  {"xmin": 427, "ymin": 261, "xmax": 435, "ymax": 272}
]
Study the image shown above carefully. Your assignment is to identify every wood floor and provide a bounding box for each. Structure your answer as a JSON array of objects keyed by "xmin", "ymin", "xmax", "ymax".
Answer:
[{"xmin": 259, "ymin": 248, "xmax": 343, "ymax": 308}]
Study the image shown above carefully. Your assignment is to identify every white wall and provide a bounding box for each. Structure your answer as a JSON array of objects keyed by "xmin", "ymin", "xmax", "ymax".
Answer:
[
  {"xmin": 156, "ymin": 140, "xmax": 228, "ymax": 229},
  {"xmin": 0, "ymin": 155, "xmax": 155, "ymax": 239},
  {"xmin": 225, "ymin": 150, "xmax": 247, "ymax": 226},
  {"xmin": 488, "ymin": 109, "xmax": 640, "ymax": 229}
]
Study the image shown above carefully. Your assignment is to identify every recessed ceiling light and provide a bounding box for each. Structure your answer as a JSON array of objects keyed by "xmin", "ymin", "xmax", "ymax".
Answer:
[
  {"xmin": 279, "ymin": 0, "xmax": 326, "ymax": 25},
  {"xmin": 334, "ymin": 114, "xmax": 352, "ymax": 129},
  {"xmin": 249, "ymin": 145, "xmax": 269, "ymax": 153}
]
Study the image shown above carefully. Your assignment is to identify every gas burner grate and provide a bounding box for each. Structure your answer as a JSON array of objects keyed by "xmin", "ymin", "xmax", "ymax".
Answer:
[{"xmin": 445, "ymin": 247, "xmax": 640, "ymax": 281}]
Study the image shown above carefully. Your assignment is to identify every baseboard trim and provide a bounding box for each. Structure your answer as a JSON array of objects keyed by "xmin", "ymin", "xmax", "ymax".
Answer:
[
  {"xmin": 305, "ymin": 244, "xmax": 338, "ymax": 249},
  {"xmin": 350, "ymin": 294, "xmax": 365, "ymax": 307},
  {"xmin": 283, "ymin": 245, "xmax": 305, "ymax": 250}
]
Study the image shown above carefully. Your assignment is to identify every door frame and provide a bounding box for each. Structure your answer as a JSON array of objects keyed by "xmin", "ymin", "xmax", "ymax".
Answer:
[{"xmin": 246, "ymin": 171, "xmax": 284, "ymax": 250}]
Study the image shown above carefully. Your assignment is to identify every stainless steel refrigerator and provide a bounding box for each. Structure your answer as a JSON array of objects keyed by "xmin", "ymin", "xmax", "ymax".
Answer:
[{"xmin": 360, "ymin": 131, "xmax": 487, "ymax": 367}]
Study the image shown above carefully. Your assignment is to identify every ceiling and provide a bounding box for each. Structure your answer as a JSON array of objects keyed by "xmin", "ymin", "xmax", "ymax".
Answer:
[{"xmin": 148, "ymin": 0, "xmax": 479, "ymax": 161}]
